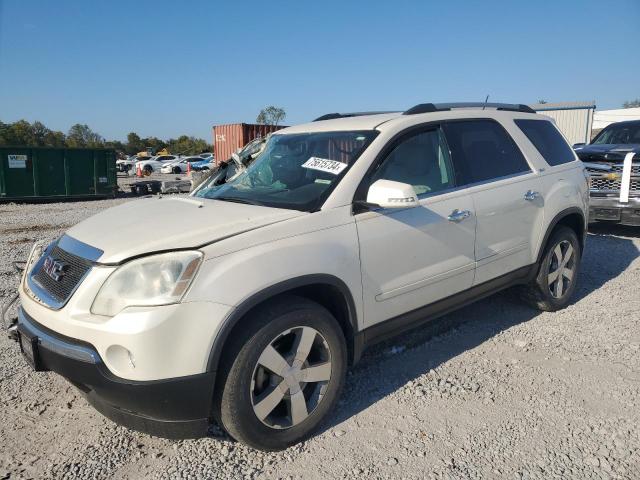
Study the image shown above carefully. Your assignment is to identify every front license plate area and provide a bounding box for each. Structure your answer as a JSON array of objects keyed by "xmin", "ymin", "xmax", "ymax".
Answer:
[
  {"xmin": 19, "ymin": 331, "xmax": 43, "ymax": 371},
  {"xmin": 593, "ymin": 208, "xmax": 621, "ymax": 221}
]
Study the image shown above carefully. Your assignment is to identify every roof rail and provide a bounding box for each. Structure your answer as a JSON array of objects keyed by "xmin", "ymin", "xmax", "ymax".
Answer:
[
  {"xmin": 403, "ymin": 102, "xmax": 536, "ymax": 115},
  {"xmin": 313, "ymin": 111, "xmax": 396, "ymax": 122}
]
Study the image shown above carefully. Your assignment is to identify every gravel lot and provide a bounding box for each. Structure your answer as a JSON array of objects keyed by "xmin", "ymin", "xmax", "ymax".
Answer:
[{"xmin": 0, "ymin": 195, "xmax": 639, "ymax": 480}]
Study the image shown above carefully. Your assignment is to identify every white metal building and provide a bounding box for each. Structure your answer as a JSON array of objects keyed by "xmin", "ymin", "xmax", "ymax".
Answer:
[
  {"xmin": 528, "ymin": 101, "xmax": 596, "ymax": 145},
  {"xmin": 593, "ymin": 107, "xmax": 640, "ymax": 131}
]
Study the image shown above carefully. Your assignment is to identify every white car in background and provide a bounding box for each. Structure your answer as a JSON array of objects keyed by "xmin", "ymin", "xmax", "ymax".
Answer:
[
  {"xmin": 135, "ymin": 155, "xmax": 178, "ymax": 174},
  {"xmin": 160, "ymin": 156, "xmax": 202, "ymax": 174},
  {"xmin": 199, "ymin": 152, "xmax": 214, "ymax": 160},
  {"xmin": 116, "ymin": 155, "xmax": 151, "ymax": 173}
]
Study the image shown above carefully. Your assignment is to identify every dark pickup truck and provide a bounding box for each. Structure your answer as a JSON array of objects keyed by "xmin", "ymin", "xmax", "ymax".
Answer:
[{"xmin": 574, "ymin": 120, "xmax": 640, "ymax": 226}]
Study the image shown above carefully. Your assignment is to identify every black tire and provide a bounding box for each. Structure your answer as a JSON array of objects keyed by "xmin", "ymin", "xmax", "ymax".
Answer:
[
  {"xmin": 216, "ymin": 296, "xmax": 347, "ymax": 451},
  {"xmin": 520, "ymin": 226, "xmax": 581, "ymax": 311},
  {"xmin": 143, "ymin": 165, "xmax": 153, "ymax": 175},
  {"xmin": 173, "ymin": 166, "xmax": 181, "ymax": 174}
]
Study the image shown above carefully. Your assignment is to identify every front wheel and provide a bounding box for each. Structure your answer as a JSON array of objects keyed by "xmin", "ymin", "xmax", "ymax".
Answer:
[
  {"xmin": 521, "ymin": 226, "xmax": 581, "ymax": 311},
  {"xmin": 217, "ymin": 296, "xmax": 347, "ymax": 451}
]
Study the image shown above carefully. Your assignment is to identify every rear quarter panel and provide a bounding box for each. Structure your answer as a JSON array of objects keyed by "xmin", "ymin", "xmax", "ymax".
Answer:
[
  {"xmin": 505, "ymin": 116, "xmax": 588, "ymax": 259},
  {"xmin": 528, "ymin": 163, "xmax": 588, "ymax": 261}
]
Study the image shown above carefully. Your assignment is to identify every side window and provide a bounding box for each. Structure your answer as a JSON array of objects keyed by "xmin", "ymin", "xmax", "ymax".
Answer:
[
  {"xmin": 443, "ymin": 120, "xmax": 531, "ymax": 185},
  {"xmin": 371, "ymin": 129, "xmax": 455, "ymax": 196},
  {"xmin": 514, "ymin": 119, "xmax": 576, "ymax": 166}
]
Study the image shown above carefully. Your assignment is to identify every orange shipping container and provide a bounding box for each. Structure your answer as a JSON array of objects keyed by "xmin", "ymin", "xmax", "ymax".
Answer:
[{"xmin": 212, "ymin": 123, "xmax": 286, "ymax": 164}]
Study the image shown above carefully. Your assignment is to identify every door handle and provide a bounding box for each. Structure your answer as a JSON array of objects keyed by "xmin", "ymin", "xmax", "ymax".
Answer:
[
  {"xmin": 448, "ymin": 209, "xmax": 471, "ymax": 222},
  {"xmin": 524, "ymin": 190, "xmax": 540, "ymax": 201}
]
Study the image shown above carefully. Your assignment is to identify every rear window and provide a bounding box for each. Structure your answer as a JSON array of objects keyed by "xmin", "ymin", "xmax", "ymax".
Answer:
[
  {"xmin": 443, "ymin": 120, "xmax": 531, "ymax": 185},
  {"xmin": 515, "ymin": 119, "xmax": 575, "ymax": 166}
]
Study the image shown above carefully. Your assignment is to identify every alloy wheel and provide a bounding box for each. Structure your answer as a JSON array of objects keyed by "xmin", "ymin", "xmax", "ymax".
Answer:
[
  {"xmin": 547, "ymin": 240, "xmax": 575, "ymax": 299},
  {"xmin": 250, "ymin": 326, "xmax": 332, "ymax": 429}
]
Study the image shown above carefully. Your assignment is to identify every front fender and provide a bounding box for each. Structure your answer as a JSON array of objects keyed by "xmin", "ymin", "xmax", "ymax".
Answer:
[{"xmin": 185, "ymin": 220, "xmax": 363, "ymax": 324}]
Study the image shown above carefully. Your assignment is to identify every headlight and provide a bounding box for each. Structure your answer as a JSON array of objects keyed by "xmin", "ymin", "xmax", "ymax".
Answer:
[{"xmin": 91, "ymin": 251, "xmax": 203, "ymax": 317}]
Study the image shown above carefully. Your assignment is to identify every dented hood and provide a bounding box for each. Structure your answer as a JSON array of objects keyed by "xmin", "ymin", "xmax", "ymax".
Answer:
[{"xmin": 65, "ymin": 196, "xmax": 305, "ymax": 263}]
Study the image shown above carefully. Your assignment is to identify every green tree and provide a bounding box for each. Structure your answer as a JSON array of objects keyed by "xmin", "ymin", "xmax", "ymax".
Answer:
[
  {"xmin": 66, "ymin": 124, "xmax": 104, "ymax": 148},
  {"xmin": 0, "ymin": 120, "xmax": 37, "ymax": 145},
  {"xmin": 141, "ymin": 136, "xmax": 166, "ymax": 154},
  {"xmin": 256, "ymin": 106, "xmax": 286, "ymax": 126},
  {"xmin": 166, "ymin": 135, "xmax": 211, "ymax": 155},
  {"xmin": 125, "ymin": 132, "xmax": 143, "ymax": 153},
  {"xmin": 104, "ymin": 139, "xmax": 126, "ymax": 152},
  {"xmin": 623, "ymin": 99, "xmax": 640, "ymax": 108},
  {"xmin": 45, "ymin": 130, "xmax": 66, "ymax": 147}
]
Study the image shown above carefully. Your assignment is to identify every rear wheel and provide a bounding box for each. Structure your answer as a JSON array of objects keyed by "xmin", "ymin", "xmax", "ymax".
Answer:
[
  {"xmin": 521, "ymin": 226, "xmax": 581, "ymax": 311},
  {"xmin": 217, "ymin": 296, "xmax": 347, "ymax": 451}
]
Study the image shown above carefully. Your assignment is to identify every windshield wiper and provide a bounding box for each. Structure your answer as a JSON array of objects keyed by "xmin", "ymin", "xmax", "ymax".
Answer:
[{"xmin": 214, "ymin": 196, "xmax": 263, "ymax": 206}]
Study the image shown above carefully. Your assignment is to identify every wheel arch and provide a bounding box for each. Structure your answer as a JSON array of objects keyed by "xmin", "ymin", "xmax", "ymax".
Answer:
[
  {"xmin": 206, "ymin": 274, "xmax": 360, "ymax": 374},
  {"xmin": 536, "ymin": 207, "xmax": 586, "ymax": 264}
]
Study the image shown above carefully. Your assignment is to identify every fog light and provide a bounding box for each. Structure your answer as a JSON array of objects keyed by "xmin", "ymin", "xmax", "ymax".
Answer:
[{"xmin": 106, "ymin": 345, "xmax": 136, "ymax": 374}]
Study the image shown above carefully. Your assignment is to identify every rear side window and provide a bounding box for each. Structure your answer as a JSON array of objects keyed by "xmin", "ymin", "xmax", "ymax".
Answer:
[
  {"xmin": 443, "ymin": 120, "xmax": 531, "ymax": 185},
  {"xmin": 515, "ymin": 119, "xmax": 575, "ymax": 166}
]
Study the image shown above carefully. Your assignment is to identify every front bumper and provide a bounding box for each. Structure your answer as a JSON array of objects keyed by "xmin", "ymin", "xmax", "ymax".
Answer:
[
  {"xmin": 589, "ymin": 195, "xmax": 640, "ymax": 226},
  {"xmin": 16, "ymin": 307, "xmax": 215, "ymax": 439}
]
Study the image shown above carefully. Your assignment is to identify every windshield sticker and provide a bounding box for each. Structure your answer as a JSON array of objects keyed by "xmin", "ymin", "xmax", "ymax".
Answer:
[{"xmin": 302, "ymin": 157, "xmax": 348, "ymax": 175}]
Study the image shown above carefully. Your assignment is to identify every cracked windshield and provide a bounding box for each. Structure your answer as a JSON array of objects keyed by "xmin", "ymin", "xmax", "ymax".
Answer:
[{"xmin": 194, "ymin": 131, "xmax": 378, "ymax": 211}]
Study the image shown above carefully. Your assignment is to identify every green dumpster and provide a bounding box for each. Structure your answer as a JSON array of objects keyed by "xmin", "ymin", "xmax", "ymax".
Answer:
[{"xmin": 0, "ymin": 147, "xmax": 117, "ymax": 201}]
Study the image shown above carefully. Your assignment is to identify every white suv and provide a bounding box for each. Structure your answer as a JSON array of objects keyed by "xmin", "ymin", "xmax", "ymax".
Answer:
[{"xmin": 15, "ymin": 103, "xmax": 588, "ymax": 450}]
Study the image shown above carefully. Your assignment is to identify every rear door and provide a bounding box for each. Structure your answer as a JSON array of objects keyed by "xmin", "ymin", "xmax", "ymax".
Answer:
[
  {"xmin": 443, "ymin": 119, "xmax": 545, "ymax": 285},
  {"xmin": 355, "ymin": 126, "xmax": 476, "ymax": 328}
]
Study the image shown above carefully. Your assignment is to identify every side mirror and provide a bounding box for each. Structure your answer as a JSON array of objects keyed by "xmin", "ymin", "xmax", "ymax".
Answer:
[
  {"xmin": 572, "ymin": 143, "xmax": 586, "ymax": 149},
  {"xmin": 366, "ymin": 179, "xmax": 419, "ymax": 209}
]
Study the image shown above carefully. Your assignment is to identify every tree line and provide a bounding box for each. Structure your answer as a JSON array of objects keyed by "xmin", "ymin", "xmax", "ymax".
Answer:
[{"xmin": 0, "ymin": 119, "xmax": 213, "ymax": 156}]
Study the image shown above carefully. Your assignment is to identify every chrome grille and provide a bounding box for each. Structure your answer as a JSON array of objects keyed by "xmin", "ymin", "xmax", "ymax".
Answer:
[
  {"xmin": 31, "ymin": 245, "xmax": 92, "ymax": 304},
  {"xmin": 586, "ymin": 163, "xmax": 640, "ymax": 175},
  {"xmin": 590, "ymin": 177, "xmax": 640, "ymax": 193}
]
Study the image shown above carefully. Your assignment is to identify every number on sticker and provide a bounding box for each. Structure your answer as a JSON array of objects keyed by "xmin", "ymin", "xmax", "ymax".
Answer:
[{"xmin": 302, "ymin": 157, "xmax": 348, "ymax": 175}]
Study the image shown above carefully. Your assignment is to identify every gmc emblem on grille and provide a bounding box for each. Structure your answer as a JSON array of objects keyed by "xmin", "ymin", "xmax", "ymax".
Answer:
[{"xmin": 43, "ymin": 256, "xmax": 69, "ymax": 282}]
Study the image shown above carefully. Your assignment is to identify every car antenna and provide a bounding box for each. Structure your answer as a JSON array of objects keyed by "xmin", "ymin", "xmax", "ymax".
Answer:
[{"xmin": 482, "ymin": 95, "xmax": 490, "ymax": 110}]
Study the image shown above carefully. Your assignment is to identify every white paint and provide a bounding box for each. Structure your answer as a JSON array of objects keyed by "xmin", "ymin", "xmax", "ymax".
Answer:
[
  {"xmin": 619, "ymin": 152, "xmax": 635, "ymax": 203},
  {"xmin": 593, "ymin": 107, "xmax": 640, "ymax": 130}
]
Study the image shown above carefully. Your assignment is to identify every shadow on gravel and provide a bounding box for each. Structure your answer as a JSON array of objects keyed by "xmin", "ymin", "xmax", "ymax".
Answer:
[
  {"xmin": 316, "ymin": 227, "xmax": 639, "ymax": 436},
  {"xmin": 588, "ymin": 223, "xmax": 640, "ymax": 239}
]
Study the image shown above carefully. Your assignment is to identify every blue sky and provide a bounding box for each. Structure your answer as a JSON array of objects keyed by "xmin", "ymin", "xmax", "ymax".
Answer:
[{"xmin": 1, "ymin": 0, "xmax": 639, "ymax": 142}]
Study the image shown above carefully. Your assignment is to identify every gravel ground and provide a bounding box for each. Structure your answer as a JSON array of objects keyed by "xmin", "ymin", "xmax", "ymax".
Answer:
[{"xmin": 0, "ymin": 197, "xmax": 639, "ymax": 480}]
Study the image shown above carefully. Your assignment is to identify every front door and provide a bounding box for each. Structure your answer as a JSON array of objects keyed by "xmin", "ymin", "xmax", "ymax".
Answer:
[{"xmin": 355, "ymin": 127, "xmax": 476, "ymax": 328}]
